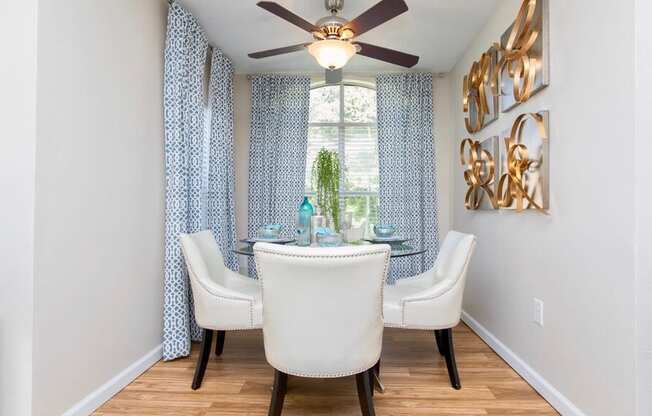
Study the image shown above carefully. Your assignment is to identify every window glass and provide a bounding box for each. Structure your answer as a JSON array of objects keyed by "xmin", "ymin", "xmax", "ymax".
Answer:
[
  {"xmin": 309, "ymin": 85, "xmax": 340, "ymax": 123},
  {"xmin": 344, "ymin": 85, "xmax": 377, "ymax": 123},
  {"xmin": 343, "ymin": 195, "xmax": 379, "ymax": 227},
  {"xmin": 306, "ymin": 83, "xmax": 379, "ymax": 228},
  {"xmin": 344, "ymin": 126, "xmax": 379, "ymax": 192}
]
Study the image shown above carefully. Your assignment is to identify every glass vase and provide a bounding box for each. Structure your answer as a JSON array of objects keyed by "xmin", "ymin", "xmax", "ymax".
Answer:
[{"xmin": 296, "ymin": 197, "xmax": 314, "ymax": 246}]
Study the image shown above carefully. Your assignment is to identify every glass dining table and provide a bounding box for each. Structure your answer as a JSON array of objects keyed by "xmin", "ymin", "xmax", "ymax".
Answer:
[{"xmin": 233, "ymin": 240, "xmax": 426, "ymax": 258}]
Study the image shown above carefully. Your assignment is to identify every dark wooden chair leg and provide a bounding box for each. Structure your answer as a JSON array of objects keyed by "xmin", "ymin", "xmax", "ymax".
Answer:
[
  {"xmin": 434, "ymin": 329, "xmax": 445, "ymax": 356},
  {"xmin": 441, "ymin": 328, "xmax": 461, "ymax": 390},
  {"xmin": 268, "ymin": 370, "xmax": 288, "ymax": 416},
  {"xmin": 367, "ymin": 371, "xmax": 374, "ymax": 397},
  {"xmin": 191, "ymin": 329, "xmax": 214, "ymax": 390},
  {"xmin": 215, "ymin": 330, "xmax": 226, "ymax": 356},
  {"xmin": 355, "ymin": 370, "xmax": 376, "ymax": 416}
]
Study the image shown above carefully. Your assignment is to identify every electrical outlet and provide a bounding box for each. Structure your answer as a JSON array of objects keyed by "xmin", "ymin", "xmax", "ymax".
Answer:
[{"xmin": 533, "ymin": 298, "xmax": 544, "ymax": 327}]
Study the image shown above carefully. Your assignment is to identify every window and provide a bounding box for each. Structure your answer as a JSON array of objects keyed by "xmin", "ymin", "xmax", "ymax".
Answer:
[{"xmin": 305, "ymin": 83, "xmax": 379, "ymax": 226}]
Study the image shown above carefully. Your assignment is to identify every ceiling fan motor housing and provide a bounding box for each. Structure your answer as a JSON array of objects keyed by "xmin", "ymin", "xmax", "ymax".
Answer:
[
  {"xmin": 316, "ymin": 15, "xmax": 349, "ymax": 39},
  {"xmin": 325, "ymin": 0, "xmax": 344, "ymax": 14}
]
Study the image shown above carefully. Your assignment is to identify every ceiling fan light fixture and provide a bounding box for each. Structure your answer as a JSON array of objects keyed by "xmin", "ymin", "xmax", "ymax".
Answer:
[
  {"xmin": 307, "ymin": 39, "xmax": 357, "ymax": 70},
  {"xmin": 339, "ymin": 28, "xmax": 355, "ymax": 40}
]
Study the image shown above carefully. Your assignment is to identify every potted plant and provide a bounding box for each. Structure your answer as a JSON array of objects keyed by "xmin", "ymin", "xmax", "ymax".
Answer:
[{"xmin": 312, "ymin": 148, "xmax": 341, "ymax": 231}]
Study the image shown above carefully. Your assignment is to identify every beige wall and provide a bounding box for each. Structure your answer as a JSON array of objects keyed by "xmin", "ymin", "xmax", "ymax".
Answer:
[
  {"xmin": 233, "ymin": 74, "xmax": 251, "ymax": 271},
  {"xmin": 445, "ymin": 1, "xmax": 636, "ymax": 415},
  {"xmin": 635, "ymin": 0, "xmax": 652, "ymax": 413},
  {"xmin": 0, "ymin": 1, "xmax": 38, "ymax": 414},
  {"xmin": 31, "ymin": 1, "xmax": 168, "ymax": 414}
]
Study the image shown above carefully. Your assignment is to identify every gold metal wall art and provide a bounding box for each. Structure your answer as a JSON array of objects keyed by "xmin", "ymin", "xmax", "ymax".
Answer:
[
  {"xmin": 463, "ymin": 47, "xmax": 499, "ymax": 133},
  {"xmin": 493, "ymin": 0, "xmax": 550, "ymax": 112},
  {"xmin": 460, "ymin": 136, "xmax": 499, "ymax": 210},
  {"xmin": 496, "ymin": 111, "xmax": 550, "ymax": 213},
  {"xmin": 459, "ymin": 111, "xmax": 550, "ymax": 214}
]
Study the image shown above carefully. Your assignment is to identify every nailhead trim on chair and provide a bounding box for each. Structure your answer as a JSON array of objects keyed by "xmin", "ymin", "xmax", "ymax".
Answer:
[
  {"xmin": 254, "ymin": 247, "xmax": 391, "ymax": 324},
  {"xmin": 399, "ymin": 241, "xmax": 476, "ymax": 328},
  {"xmin": 254, "ymin": 246, "xmax": 392, "ymax": 259},
  {"xmin": 267, "ymin": 351, "xmax": 383, "ymax": 378},
  {"xmin": 183, "ymin": 259, "xmax": 258, "ymax": 330},
  {"xmin": 254, "ymin": 246, "xmax": 391, "ymax": 378}
]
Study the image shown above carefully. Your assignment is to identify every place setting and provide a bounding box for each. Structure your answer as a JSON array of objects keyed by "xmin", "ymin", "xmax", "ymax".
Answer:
[{"xmin": 235, "ymin": 199, "xmax": 425, "ymax": 260}]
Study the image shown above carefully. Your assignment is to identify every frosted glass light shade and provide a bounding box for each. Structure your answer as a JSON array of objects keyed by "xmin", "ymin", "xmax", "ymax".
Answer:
[{"xmin": 307, "ymin": 40, "xmax": 357, "ymax": 70}]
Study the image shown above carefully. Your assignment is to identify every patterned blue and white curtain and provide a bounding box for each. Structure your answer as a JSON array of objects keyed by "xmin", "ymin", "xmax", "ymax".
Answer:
[
  {"xmin": 247, "ymin": 75, "xmax": 311, "ymax": 275},
  {"xmin": 163, "ymin": 2, "xmax": 237, "ymax": 361},
  {"xmin": 207, "ymin": 49, "xmax": 238, "ymax": 271},
  {"xmin": 376, "ymin": 73, "xmax": 439, "ymax": 283}
]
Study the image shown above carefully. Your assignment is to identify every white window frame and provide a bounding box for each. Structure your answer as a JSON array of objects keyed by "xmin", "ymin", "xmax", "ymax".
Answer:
[{"xmin": 307, "ymin": 81, "xmax": 378, "ymax": 222}]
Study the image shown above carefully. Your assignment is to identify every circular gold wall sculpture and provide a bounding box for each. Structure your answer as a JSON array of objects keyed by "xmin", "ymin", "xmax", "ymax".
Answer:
[
  {"xmin": 463, "ymin": 51, "xmax": 494, "ymax": 133},
  {"xmin": 496, "ymin": 112, "xmax": 548, "ymax": 213},
  {"xmin": 492, "ymin": 0, "xmax": 540, "ymax": 103},
  {"xmin": 460, "ymin": 138, "xmax": 498, "ymax": 210}
]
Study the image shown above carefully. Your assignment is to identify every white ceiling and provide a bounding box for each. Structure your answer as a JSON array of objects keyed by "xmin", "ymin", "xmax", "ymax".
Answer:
[{"xmin": 179, "ymin": 0, "xmax": 499, "ymax": 74}]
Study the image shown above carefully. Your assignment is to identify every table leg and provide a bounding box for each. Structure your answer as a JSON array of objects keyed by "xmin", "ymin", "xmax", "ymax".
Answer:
[{"xmin": 372, "ymin": 360, "xmax": 385, "ymax": 393}]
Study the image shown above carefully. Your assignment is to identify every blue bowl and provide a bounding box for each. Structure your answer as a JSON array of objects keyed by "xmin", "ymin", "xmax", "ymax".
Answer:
[
  {"xmin": 314, "ymin": 227, "xmax": 333, "ymax": 236},
  {"xmin": 258, "ymin": 224, "xmax": 282, "ymax": 239},
  {"xmin": 316, "ymin": 232, "xmax": 343, "ymax": 247},
  {"xmin": 374, "ymin": 224, "xmax": 396, "ymax": 238}
]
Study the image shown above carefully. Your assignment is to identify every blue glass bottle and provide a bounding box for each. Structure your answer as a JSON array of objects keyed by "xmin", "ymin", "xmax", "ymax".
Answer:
[{"xmin": 297, "ymin": 197, "xmax": 314, "ymax": 246}]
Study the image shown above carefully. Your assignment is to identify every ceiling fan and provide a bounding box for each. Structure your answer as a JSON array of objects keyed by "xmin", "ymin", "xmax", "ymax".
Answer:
[{"xmin": 248, "ymin": 0, "xmax": 419, "ymax": 83}]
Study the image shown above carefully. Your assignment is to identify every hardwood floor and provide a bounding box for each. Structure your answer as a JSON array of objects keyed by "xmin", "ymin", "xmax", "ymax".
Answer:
[{"xmin": 94, "ymin": 324, "xmax": 558, "ymax": 415}]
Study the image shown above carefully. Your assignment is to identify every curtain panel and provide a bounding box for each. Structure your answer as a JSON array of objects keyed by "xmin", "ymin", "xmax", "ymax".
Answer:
[
  {"xmin": 207, "ymin": 49, "xmax": 238, "ymax": 272},
  {"xmin": 247, "ymin": 75, "xmax": 311, "ymax": 276},
  {"xmin": 376, "ymin": 73, "xmax": 439, "ymax": 283},
  {"xmin": 163, "ymin": 2, "xmax": 238, "ymax": 361}
]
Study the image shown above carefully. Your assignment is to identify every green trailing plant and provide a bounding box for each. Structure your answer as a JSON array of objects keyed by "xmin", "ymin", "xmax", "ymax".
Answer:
[{"xmin": 312, "ymin": 148, "xmax": 341, "ymax": 231}]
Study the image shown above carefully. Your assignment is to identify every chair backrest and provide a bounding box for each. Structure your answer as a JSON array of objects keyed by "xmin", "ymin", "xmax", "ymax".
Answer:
[
  {"xmin": 254, "ymin": 243, "xmax": 391, "ymax": 378},
  {"xmin": 435, "ymin": 231, "xmax": 477, "ymax": 284},
  {"xmin": 179, "ymin": 230, "xmax": 227, "ymax": 287}
]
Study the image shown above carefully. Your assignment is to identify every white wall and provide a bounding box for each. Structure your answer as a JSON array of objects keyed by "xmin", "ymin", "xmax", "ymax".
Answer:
[
  {"xmin": 30, "ymin": 1, "xmax": 168, "ymax": 415},
  {"xmin": 446, "ymin": 1, "xmax": 637, "ymax": 415},
  {"xmin": 635, "ymin": 0, "xmax": 652, "ymax": 414},
  {"xmin": 0, "ymin": 1, "xmax": 38, "ymax": 415}
]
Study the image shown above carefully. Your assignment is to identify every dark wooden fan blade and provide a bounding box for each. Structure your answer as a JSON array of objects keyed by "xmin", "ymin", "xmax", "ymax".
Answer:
[
  {"xmin": 355, "ymin": 42, "xmax": 419, "ymax": 67},
  {"xmin": 248, "ymin": 43, "xmax": 311, "ymax": 59},
  {"xmin": 343, "ymin": 0, "xmax": 408, "ymax": 37},
  {"xmin": 257, "ymin": 1, "xmax": 319, "ymax": 33}
]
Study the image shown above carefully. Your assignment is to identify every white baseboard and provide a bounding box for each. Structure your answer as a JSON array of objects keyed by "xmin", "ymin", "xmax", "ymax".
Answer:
[
  {"xmin": 461, "ymin": 311, "xmax": 587, "ymax": 416},
  {"xmin": 62, "ymin": 344, "xmax": 163, "ymax": 416}
]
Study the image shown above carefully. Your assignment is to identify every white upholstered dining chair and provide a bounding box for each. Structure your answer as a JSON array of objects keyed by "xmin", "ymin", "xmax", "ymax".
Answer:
[
  {"xmin": 254, "ymin": 243, "xmax": 391, "ymax": 416},
  {"xmin": 179, "ymin": 230, "xmax": 263, "ymax": 390},
  {"xmin": 383, "ymin": 231, "xmax": 476, "ymax": 389}
]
